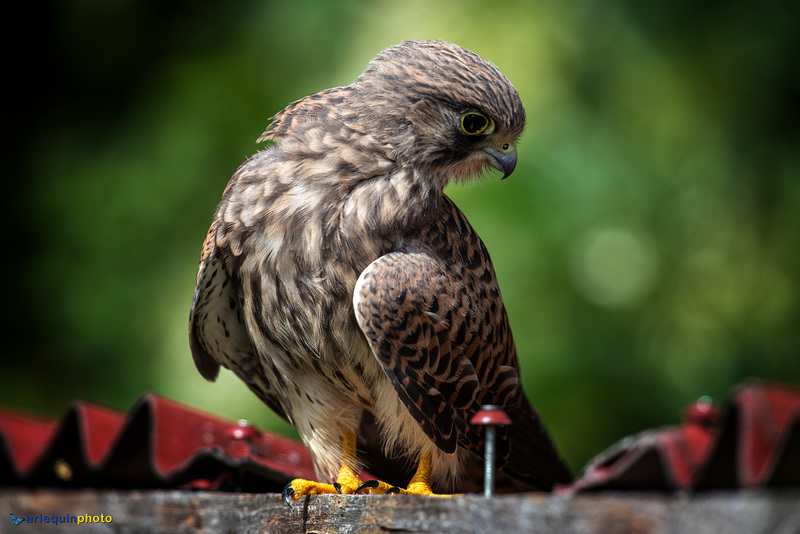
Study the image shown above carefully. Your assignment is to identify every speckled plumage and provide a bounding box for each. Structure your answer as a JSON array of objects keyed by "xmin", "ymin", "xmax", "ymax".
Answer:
[{"xmin": 189, "ymin": 40, "xmax": 571, "ymax": 492}]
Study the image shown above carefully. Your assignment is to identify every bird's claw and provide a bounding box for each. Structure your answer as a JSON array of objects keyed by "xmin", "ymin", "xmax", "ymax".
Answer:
[
  {"xmin": 384, "ymin": 486, "xmax": 401, "ymax": 495},
  {"xmin": 282, "ymin": 482, "xmax": 295, "ymax": 508},
  {"xmin": 333, "ymin": 482, "xmax": 343, "ymax": 494},
  {"xmin": 355, "ymin": 479, "xmax": 380, "ymax": 494}
]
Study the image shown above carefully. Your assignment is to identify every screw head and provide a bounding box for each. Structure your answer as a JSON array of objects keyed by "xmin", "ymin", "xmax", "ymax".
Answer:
[
  {"xmin": 227, "ymin": 419, "xmax": 261, "ymax": 441},
  {"xmin": 470, "ymin": 405, "xmax": 511, "ymax": 426},
  {"xmin": 685, "ymin": 396, "xmax": 719, "ymax": 427}
]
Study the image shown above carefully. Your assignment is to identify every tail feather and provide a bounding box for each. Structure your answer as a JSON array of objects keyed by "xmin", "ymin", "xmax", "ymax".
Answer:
[{"xmin": 498, "ymin": 395, "xmax": 573, "ymax": 490}]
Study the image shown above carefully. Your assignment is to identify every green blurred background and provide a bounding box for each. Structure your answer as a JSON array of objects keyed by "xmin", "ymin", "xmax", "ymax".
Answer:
[{"xmin": 4, "ymin": 1, "xmax": 799, "ymax": 475}]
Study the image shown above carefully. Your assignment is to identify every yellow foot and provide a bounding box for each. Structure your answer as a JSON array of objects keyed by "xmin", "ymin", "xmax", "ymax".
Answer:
[
  {"xmin": 282, "ymin": 479, "xmax": 336, "ymax": 506},
  {"xmin": 282, "ymin": 476, "xmax": 452, "ymax": 507},
  {"xmin": 283, "ymin": 432, "xmax": 385, "ymax": 507},
  {"xmin": 373, "ymin": 479, "xmax": 453, "ymax": 497},
  {"xmin": 282, "ymin": 469, "xmax": 358, "ymax": 506},
  {"xmin": 350, "ymin": 454, "xmax": 455, "ymax": 498},
  {"xmin": 282, "ymin": 432, "xmax": 455, "ymax": 507}
]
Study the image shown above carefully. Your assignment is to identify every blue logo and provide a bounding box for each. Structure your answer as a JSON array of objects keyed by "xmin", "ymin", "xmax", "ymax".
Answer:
[{"xmin": 10, "ymin": 513, "xmax": 25, "ymax": 525}]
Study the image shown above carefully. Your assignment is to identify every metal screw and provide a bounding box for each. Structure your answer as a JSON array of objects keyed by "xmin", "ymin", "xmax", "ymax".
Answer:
[
  {"xmin": 227, "ymin": 419, "xmax": 262, "ymax": 458},
  {"xmin": 227, "ymin": 419, "xmax": 261, "ymax": 442},
  {"xmin": 226, "ymin": 419, "xmax": 262, "ymax": 492},
  {"xmin": 685, "ymin": 395, "xmax": 719, "ymax": 427},
  {"xmin": 470, "ymin": 405, "xmax": 511, "ymax": 498}
]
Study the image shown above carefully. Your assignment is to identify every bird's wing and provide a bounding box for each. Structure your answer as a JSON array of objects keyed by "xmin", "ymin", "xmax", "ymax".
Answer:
[
  {"xmin": 189, "ymin": 220, "xmax": 224, "ymax": 380},
  {"xmin": 354, "ymin": 247, "xmax": 514, "ymax": 455},
  {"xmin": 189, "ymin": 219, "xmax": 287, "ymax": 419},
  {"xmin": 353, "ymin": 197, "xmax": 573, "ymax": 489}
]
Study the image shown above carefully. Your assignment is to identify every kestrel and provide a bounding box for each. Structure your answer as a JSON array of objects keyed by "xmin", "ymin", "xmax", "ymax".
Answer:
[{"xmin": 189, "ymin": 40, "xmax": 571, "ymax": 501}]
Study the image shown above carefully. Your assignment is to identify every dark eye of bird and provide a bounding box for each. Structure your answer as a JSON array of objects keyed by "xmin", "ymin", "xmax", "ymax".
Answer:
[{"xmin": 461, "ymin": 113, "xmax": 488, "ymax": 135}]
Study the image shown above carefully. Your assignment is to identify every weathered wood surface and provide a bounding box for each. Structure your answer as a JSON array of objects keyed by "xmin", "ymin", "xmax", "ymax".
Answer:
[{"xmin": 1, "ymin": 489, "xmax": 798, "ymax": 534}]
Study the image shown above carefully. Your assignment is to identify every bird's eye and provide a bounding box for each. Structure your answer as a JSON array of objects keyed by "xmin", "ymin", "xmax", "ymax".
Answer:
[{"xmin": 460, "ymin": 112, "xmax": 494, "ymax": 136}]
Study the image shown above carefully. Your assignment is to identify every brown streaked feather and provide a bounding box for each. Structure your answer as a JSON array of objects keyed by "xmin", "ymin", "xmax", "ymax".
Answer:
[
  {"xmin": 189, "ymin": 220, "xmax": 222, "ymax": 381},
  {"xmin": 354, "ymin": 248, "xmax": 484, "ymax": 454},
  {"xmin": 257, "ymin": 86, "xmax": 355, "ymax": 143},
  {"xmin": 189, "ymin": 219, "xmax": 287, "ymax": 419}
]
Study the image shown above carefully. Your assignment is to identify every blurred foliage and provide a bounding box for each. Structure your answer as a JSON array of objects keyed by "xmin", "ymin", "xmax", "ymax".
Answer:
[{"xmin": 4, "ymin": 0, "xmax": 799, "ymax": 474}]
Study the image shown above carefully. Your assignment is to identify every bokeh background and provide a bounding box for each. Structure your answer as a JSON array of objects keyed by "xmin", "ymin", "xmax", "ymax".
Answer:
[{"xmin": 4, "ymin": 1, "xmax": 799, "ymax": 475}]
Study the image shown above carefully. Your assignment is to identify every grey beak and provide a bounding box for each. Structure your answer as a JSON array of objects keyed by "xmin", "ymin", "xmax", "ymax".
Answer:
[{"xmin": 483, "ymin": 146, "xmax": 518, "ymax": 179}]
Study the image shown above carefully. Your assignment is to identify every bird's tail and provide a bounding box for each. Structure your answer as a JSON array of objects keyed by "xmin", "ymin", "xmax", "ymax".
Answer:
[{"xmin": 498, "ymin": 394, "xmax": 573, "ymax": 491}]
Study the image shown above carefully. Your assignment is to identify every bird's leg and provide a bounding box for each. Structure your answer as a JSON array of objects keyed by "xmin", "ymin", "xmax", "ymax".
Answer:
[
  {"xmin": 283, "ymin": 431, "xmax": 374, "ymax": 506},
  {"xmin": 332, "ymin": 431, "xmax": 366, "ymax": 493},
  {"xmin": 405, "ymin": 453, "xmax": 438, "ymax": 495},
  {"xmin": 379, "ymin": 452, "xmax": 454, "ymax": 497}
]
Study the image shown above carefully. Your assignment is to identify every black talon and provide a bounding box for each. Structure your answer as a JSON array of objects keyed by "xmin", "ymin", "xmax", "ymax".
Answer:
[
  {"xmin": 355, "ymin": 479, "xmax": 380, "ymax": 494},
  {"xmin": 384, "ymin": 486, "xmax": 401, "ymax": 495},
  {"xmin": 282, "ymin": 482, "xmax": 295, "ymax": 509},
  {"xmin": 333, "ymin": 482, "xmax": 343, "ymax": 494}
]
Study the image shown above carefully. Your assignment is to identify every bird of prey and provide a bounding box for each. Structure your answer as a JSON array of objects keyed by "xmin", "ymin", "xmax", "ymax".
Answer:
[{"xmin": 189, "ymin": 40, "xmax": 571, "ymax": 501}]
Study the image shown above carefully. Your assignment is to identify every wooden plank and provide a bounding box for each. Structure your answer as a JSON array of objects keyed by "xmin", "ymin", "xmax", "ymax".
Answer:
[{"xmin": 1, "ymin": 489, "xmax": 798, "ymax": 534}]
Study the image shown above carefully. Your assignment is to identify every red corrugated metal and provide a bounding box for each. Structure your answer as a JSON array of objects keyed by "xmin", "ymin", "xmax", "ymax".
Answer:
[
  {"xmin": 1, "ymin": 380, "xmax": 798, "ymax": 492},
  {"xmin": 0, "ymin": 394, "xmax": 316, "ymax": 491},
  {"xmin": 565, "ymin": 380, "xmax": 800, "ymax": 492}
]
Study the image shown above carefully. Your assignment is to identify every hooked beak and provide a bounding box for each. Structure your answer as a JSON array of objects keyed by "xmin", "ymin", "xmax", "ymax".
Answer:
[{"xmin": 483, "ymin": 145, "xmax": 518, "ymax": 179}]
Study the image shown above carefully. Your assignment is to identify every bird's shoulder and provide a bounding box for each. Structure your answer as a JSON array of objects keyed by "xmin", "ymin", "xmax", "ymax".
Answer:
[
  {"xmin": 416, "ymin": 195, "xmax": 496, "ymax": 275},
  {"xmin": 257, "ymin": 85, "xmax": 356, "ymax": 143}
]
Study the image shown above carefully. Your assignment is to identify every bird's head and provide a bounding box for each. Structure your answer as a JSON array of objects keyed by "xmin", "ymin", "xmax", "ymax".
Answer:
[{"xmin": 353, "ymin": 40, "xmax": 526, "ymax": 187}]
